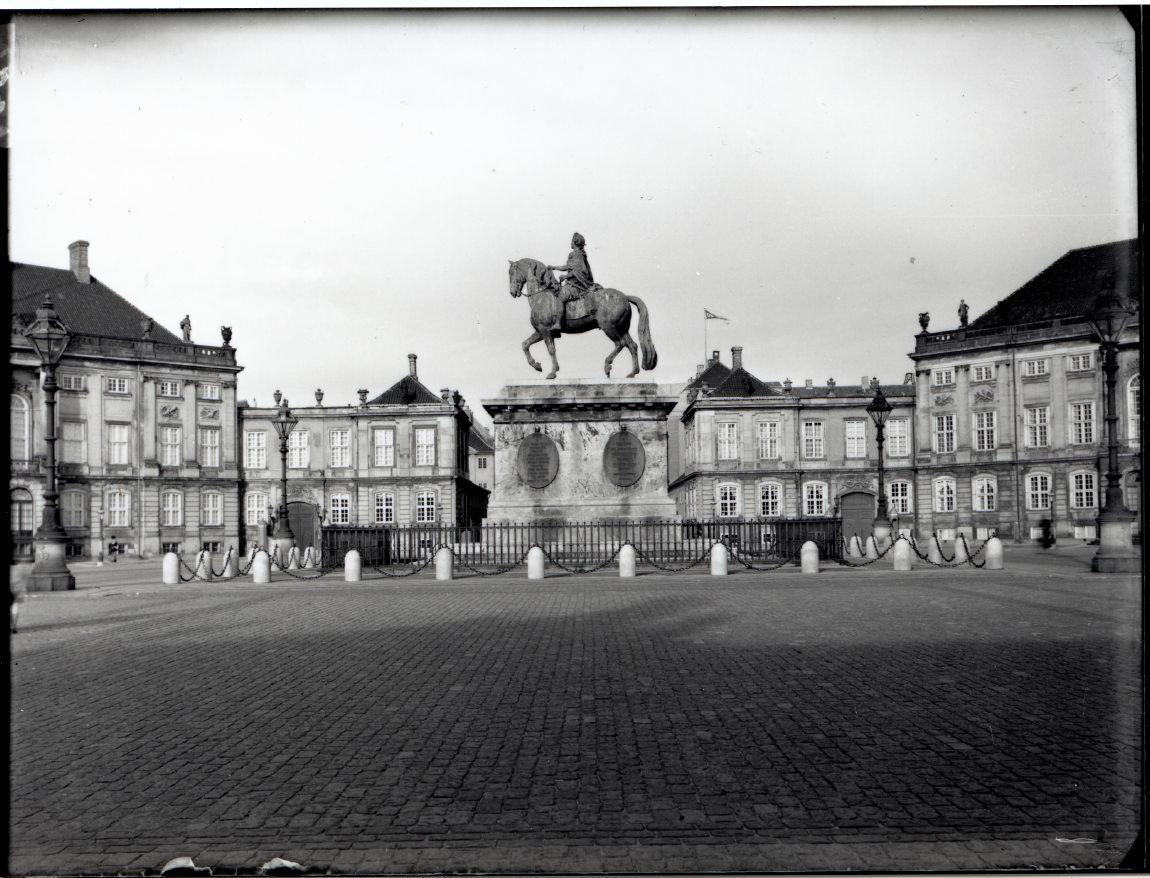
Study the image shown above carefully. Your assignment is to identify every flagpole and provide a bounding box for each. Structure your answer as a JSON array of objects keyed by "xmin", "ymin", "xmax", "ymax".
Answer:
[{"xmin": 703, "ymin": 308, "xmax": 707, "ymax": 368}]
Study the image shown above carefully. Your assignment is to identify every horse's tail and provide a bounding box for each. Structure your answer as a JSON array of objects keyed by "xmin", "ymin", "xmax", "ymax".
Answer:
[{"xmin": 626, "ymin": 295, "xmax": 658, "ymax": 371}]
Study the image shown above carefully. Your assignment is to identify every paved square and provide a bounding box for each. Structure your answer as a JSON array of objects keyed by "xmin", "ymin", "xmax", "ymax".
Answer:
[{"xmin": 9, "ymin": 549, "xmax": 1142, "ymax": 874}]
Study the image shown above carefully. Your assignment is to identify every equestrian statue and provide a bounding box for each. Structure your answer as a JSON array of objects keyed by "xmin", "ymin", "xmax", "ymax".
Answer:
[{"xmin": 508, "ymin": 233, "xmax": 657, "ymax": 379}]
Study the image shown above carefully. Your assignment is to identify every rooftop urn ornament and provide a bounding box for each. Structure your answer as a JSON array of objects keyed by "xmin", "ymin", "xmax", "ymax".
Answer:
[
  {"xmin": 918, "ymin": 311, "xmax": 930, "ymax": 332},
  {"xmin": 357, "ymin": 388, "xmax": 369, "ymax": 405},
  {"xmin": 958, "ymin": 299, "xmax": 969, "ymax": 328},
  {"xmin": 273, "ymin": 389, "xmax": 283, "ymax": 405},
  {"xmin": 140, "ymin": 316, "xmax": 154, "ymax": 339},
  {"xmin": 180, "ymin": 314, "xmax": 192, "ymax": 342},
  {"xmin": 220, "ymin": 325, "xmax": 233, "ymax": 347},
  {"xmin": 315, "ymin": 388, "xmax": 324, "ymax": 406}
]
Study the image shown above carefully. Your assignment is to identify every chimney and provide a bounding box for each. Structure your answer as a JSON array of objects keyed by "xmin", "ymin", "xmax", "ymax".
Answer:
[
  {"xmin": 711, "ymin": 350, "xmax": 720, "ymax": 363},
  {"xmin": 69, "ymin": 240, "xmax": 91, "ymax": 284},
  {"xmin": 408, "ymin": 353, "xmax": 418, "ymax": 378},
  {"xmin": 804, "ymin": 379, "xmax": 813, "ymax": 389},
  {"xmin": 731, "ymin": 346, "xmax": 743, "ymax": 370},
  {"xmin": 695, "ymin": 363, "xmax": 706, "ymax": 378}
]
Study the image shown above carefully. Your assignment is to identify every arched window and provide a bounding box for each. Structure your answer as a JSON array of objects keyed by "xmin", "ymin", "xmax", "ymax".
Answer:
[
  {"xmin": 107, "ymin": 489, "xmax": 131, "ymax": 527},
  {"xmin": 716, "ymin": 483, "xmax": 741, "ymax": 518},
  {"xmin": 759, "ymin": 482, "xmax": 782, "ymax": 518},
  {"xmin": 972, "ymin": 476, "xmax": 997, "ymax": 512},
  {"xmin": 1128, "ymin": 375, "xmax": 1141, "ymax": 443},
  {"xmin": 802, "ymin": 481, "xmax": 828, "ymax": 516},
  {"xmin": 1026, "ymin": 473, "xmax": 1051, "ymax": 510},
  {"xmin": 161, "ymin": 491, "xmax": 183, "ymax": 527},
  {"xmin": 10, "ymin": 488, "xmax": 34, "ymax": 534},
  {"xmin": 244, "ymin": 492, "xmax": 269, "ymax": 525},
  {"xmin": 1069, "ymin": 470, "xmax": 1098, "ymax": 509},
  {"xmin": 374, "ymin": 491, "xmax": 395, "ymax": 524},
  {"xmin": 61, "ymin": 491, "xmax": 87, "ymax": 528},
  {"xmin": 10, "ymin": 395, "xmax": 29, "ymax": 461},
  {"xmin": 888, "ymin": 480, "xmax": 912, "ymax": 514},
  {"xmin": 933, "ymin": 477, "xmax": 956, "ymax": 513}
]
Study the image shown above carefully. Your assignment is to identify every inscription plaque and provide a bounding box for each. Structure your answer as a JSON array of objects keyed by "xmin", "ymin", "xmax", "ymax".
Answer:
[
  {"xmin": 516, "ymin": 432, "xmax": 560, "ymax": 489},
  {"xmin": 603, "ymin": 430, "xmax": 645, "ymax": 488}
]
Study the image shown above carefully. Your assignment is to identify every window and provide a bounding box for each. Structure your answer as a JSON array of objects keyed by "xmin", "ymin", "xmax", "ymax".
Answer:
[
  {"xmin": 1130, "ymin": 376, "xmax": 1141, "ymax": 443},
  {"xmin": 1068, "ymin": 353, "xmax": 1094, "ymax": 372},
  {"xmin": 416, "ymin": 490, "xmax": 437, "ymax": 523},
  {"xmin": 199, "ymin": 383, "xmax": 221, "ymax": 401},
  {"xmin": 105, "ymin": 377, "xmax": 129, "ymax": 394},
  {"xmin": 62, "ymin": 491, "xmax": 86, "ymax": 527},
  {"xmin": 477, "ymin": 457, "xmax": 488, "ymax": 470},
  {"xmin": 1070, "ymin": 471, "xmax": 1097, "ymax": 509},
  {"xmin": 60, "ymin": 374, "xmax": 87, "ymax": 391},
  {"xmin": 973, "ymin": 476, "xmax": 997, "ymax": 512},
  {"xmin": 329, "ymin": 429, "xmax": 351, "ymax": 468},
  {"xmin": 803, "ymin": 482, "xmax": 827, "ymax": 516},
  {"xmin": 329, "ymin": 493, "xmax": 350, "ymax": 524},
  {"xmin": 107, "ymin": 424, "xmax": 130, "ymax": 465},
  {"xmin": 1069, "ymin": 402, "xmax": 1095, "ymax": 445},
  {"xmin": 107, "ymin": 490, "xmax": 131, "ymax": 527},
  {"xmin": 202, "ymin": 541, "xmax": 222, "ymax": 553},
  {"xmin": 198, "ymin": 428, "xmax": 221, "ymax": 467},
  {"xmin": 245, "ymin": 431, "xmax": 267, "ymax": 469},
  {"xmin": 1022, "ymin": 359, "xmax": 1048, "ymax": 377},
  {"xmin": 1024, "ymin": 406, "xmax": 1049, "ymax": 448},
  {"xmin": 10, "ymin": 396, "xmax": 29, "ymax": 461},
  {"xmin": 888, "ymin": 481, "xmax": 912, "ymax": 515},
  {"xmin": 932, "ymin": 368, "xmax": 955, "ymax": 387},
  {"xmin": 886, "ymin": 418, "xmax": 909, "ymax": 458},
  {"xmin": 933, "ymin": 414, "xmax": 955, "ymax": 453},
  {"xmin": 415, "ymin": 428, "xmax": 436, "ymax": 466},
  {"xmin": 684, "ymin": 423, "xmax": 696, "ymax": 466},
  {"xmin": 717, "ymin": 483, "xmax": 741, "ymax": 518},
  {"xmin": 933, "ymin": 478, "xmax": 956, "ymax": 513},
  {"xmin": 844, "ymin": 420, "xmax": 867, "ymax": 459},
  {"xmin": 157, "ymin": 380, "xmax": 181, "ymax": 397},
  {"xmin": 971, "ymin": 365, "xmax": 993, "ymax": 382},
  {"xmin": 759, "ymin": 483, "xmax": 781, "ymax": 517},
  {"xmin": 757, "ymin": 421, "xmax": 781, "ymax": 460},
  {"xmin": 161, "ymin": 541, "xmax": 182, "ymax": 555},
  {"xmin": 161, "ymin": 491, "xmax": 183, "ymax": 527},
  {"xmin": 245, "ymin": 492, "xmax": 268, "ymax": 525},
  {"xmin": 201, "ymin": 492, "xmax": 223, "ymax": 526},
  {"xmin": 62, "ymin": 421, "xmax": 87, "ymax": 463},
  {"xmin": 373, "ymin": 428, "xmax": 395, "ymax": 466},
  {"xmin": 11, "ymin": 488, "xmax": 34, "ymax": 534},
  {"xmin": 717, "ymin": 423, "xmax": 739, "ymax": 460},
  {"xmin": 160, "ymin": 426, "xmax": 182, "ymax": 466},
  {"xmin": 973, "ymin": 411, "xmax": 996, "ymax": 452},
  {"xmin": 288, "ymin": 430, "xmax": 310, "ymax": 468},
  {"xmin": 374, "ymin": 492, "xmax": 395, "ymax": 524},
  {"xmin": 1026, "ymin": 473, "xmax": 1051, "ymax": 510},
  {"xmin": 802, "ymin": 421, "xmax": 824, "ymax": 459}
]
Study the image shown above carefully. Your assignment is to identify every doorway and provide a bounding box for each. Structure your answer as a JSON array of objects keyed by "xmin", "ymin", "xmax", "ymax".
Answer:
[
  {"xmin": 838, "ymin": 491, "xmax": 875, "ymax": 543},
  {"xmin": 286, "ymin": 501, "xmax": 320, "ymax": 550}
]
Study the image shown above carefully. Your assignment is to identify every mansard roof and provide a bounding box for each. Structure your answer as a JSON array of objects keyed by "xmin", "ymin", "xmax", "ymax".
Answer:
[
  {"xmin": 686, "ymin": 358, "xmax": 732, "ymax": 390},
  {"xmin": 970, "ymin": 238, "xmax": 1140, "ymax": 330},
  {"xmin": 468, "ymin": 427, "xmax": 495, "ymax": 454},
  {"xmin": 367, "ymin": 374, "xmax": 442, "ymax": 406},
  {"xmin": 707, "ymin": 367, "xmax": 779, "ymax": 398},
  {"xmin": 11, "ymin": 262, "xmax": 183, "ymax": 344}
]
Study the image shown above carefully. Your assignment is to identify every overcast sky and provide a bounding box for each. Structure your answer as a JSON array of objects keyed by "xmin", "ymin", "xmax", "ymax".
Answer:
[{"xmin": 11, "ymin": 9, "xmax": 1138, "ymax": 428}]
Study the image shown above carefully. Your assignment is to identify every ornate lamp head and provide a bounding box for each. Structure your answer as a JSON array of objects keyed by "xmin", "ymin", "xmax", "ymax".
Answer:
[
  {"xmin": 272, "ymin": 398, "xmax": 298, "ymax": 443},
  {"xmin": 24, "ymin": 297, "xmax": 72, "ymax": 367},
  {"xmin": 1087, "ymin": 271, "xmax": 1133, "ymax": 345},
  {"xmin": 866, "ymin": 386, "xmax": 893, "ymax": 428}
]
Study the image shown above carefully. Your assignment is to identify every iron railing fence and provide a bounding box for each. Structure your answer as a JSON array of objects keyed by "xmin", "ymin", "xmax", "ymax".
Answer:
[{"xmin": 321, "ymin": 517, "xmax": 843, "ymax": 572}]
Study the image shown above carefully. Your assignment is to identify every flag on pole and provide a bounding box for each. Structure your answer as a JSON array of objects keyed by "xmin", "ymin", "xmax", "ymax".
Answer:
[{"xmin": 704, "ymin": 309, "xmax": 728, "ymax": 322}]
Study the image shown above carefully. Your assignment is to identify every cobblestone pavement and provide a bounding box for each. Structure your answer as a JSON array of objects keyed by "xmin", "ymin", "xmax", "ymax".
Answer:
[{"xmin": 9, "ymin": 550, "xmax": 1142, "ymax": 874}]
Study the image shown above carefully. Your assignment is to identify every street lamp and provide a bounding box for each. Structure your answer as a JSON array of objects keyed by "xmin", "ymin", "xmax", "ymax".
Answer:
[
  {"xmin": 1086, "ymin": 276, "xmax": 1138, "ymax": 573},
  {"xmin": 23, "ymin": 297, "xmax": 75, "ymax": 591},
  {"xmin": 271, "ymin": 394, "xmax": 299, "ymax": 560},
  {"xmin": 866, "ymin": 382, "xmax": 894, "ymax": 550}
]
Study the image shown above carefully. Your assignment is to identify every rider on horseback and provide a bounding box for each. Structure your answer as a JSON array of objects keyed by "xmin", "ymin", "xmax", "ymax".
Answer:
[{"xmin": 545, "ymin": 232, "xmax": 601, "ymax": 331}]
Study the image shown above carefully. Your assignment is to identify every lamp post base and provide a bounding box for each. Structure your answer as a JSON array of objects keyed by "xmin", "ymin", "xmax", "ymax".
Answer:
[
  {"xmin": 1091, "ymin": 514, "xmax": 1140, "ymax": 573},
  {"xmin": 872, "ymin": 517, "xmax": 892, "ymax": 552},
  {"xmin": 27, "ymin": 539, "xmax": 75, "ymax": 592}
]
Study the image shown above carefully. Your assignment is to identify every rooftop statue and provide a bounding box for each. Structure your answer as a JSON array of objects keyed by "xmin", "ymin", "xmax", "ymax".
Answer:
[{"xmin": 508, "ymin": 233, "xmax": 657, "ymax": 379}]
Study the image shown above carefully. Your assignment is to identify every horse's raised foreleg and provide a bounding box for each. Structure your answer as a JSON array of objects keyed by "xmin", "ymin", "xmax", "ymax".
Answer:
[
  {"xmin": 522, "ymin": 330, "xmax": 544, "ymax": 372},
  {"xmin": 622, "ymin": 332, "xmax": 640, "ymax": 378},
  {"xmin": 603, "ymin": 337, "xmax": 626, "ymax": 378},
  {"xmin": 543, "ymin": 332, "xmax": 560, "ymax": 379}
]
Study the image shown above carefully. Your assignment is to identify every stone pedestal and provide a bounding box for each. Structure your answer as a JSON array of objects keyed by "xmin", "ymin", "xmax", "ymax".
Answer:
[
  {"xmin": 27, "ymin": 538, "xmax": 75, "ymax": 592},
  {"xmin": 1092, "ymin": 512, "xmax": 1140, "ymax": 573},
  {"xmin": 483, "ymin": 381, "xmax": 679, "ymax": 523}
]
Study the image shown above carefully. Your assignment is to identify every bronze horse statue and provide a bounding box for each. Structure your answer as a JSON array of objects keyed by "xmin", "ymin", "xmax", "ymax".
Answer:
[{"xmin": 508, "ymin": 257, "xmax": 657, "ymax": 379}]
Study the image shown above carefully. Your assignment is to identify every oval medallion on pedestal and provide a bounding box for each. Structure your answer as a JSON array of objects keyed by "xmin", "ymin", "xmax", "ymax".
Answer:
[
  {"xmin": 516, "ymin": 432, "xmax": 560, "ymax": 489},
  {"xmin": 603, "ymin": 429, "xmax": 645, "ymax": 488}
]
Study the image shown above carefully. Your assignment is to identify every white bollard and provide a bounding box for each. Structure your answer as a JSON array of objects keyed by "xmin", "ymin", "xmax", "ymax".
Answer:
[
  {"xmin": 223, "ymin": 548, "xmax": 238, "ymax": 578},
  {"xmin": 849, "ymin": 535, "xmax": 864, "ymax": 558},
  {"xmin": 162, "ymin": 552, "xmax": 179, "ymax": 585},
  {"xmin": 435, "ymin": 547, "xmax": 454, "ymax": 581},
  {"xmin": 928, "ymin": 535, "xmax": 944, "ymax": 565},
  {"xmin": 252, "ymin": 550, "xmax": 271, "ymax": 584},
  {"xmin": 195, "ymin": 550, "xmax": 213, "ymax": 581},
  {"xmin": 527, "ymin": 546, "xmax": 545, "ymax": 580},
  {"xmin": 618, "ymin": 544, "xmax": 637, "ymax": 578},
  {"xmin": 864, "ymin": 536, "xmax": 879, "ymax": 560},
  {"xmin": 953, "ymin": 535, "xmax": 970, "ymax": 564},
  {"xmin": 344, "ymin": 549, "xmax": 362, "ymax": 582},
  {"xmin": 800, "ymin": 540, "xmax": 819, "ymax": 574},
  {"xmin": 287, "ymin": 546, "xmax": 300, "ymax": 570},
  {"xmin": 303, "ymin": 547, "xmax": 315, "ymax": 569},
  {"xmin": 891, "ymin": 538, "xmax": 913, "ymax": 571},
  {"xmin": 984, "ymin": 536, "xmax": 1005, "ymax": 570},
  {"xmin": 710, "ymin": 542, "xmax": 728, "ymax": 576}
]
